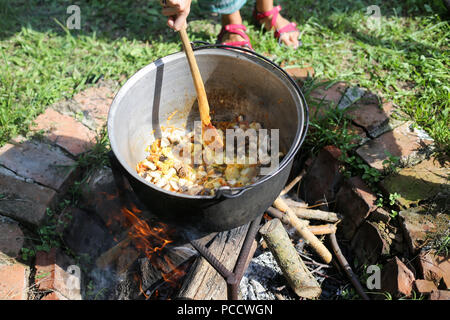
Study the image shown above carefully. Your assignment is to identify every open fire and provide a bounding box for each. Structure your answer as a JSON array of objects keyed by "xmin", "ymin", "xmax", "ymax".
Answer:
[{"xmin": 93, "ymin": 186, "xmax": 196, "ymax": 300}]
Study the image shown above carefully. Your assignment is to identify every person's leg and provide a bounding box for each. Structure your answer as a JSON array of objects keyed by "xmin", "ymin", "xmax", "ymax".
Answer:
[
  {"xmin": 220, "ymin": 10, "xmax": 246, "ymax": 44},
  {"xmin": 255, "ymin": 0, "xmax": 300, "ymax": 48},
  {"xmin": 198, "ymin": 0, "xmax": 251, "ymax": 48}
]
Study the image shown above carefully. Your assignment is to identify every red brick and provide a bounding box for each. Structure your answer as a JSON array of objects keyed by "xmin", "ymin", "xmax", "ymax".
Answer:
[
  {"xmin": 398, "ymin": 207, "xmax": 440, "ymax": 253},
  {"xmin": 73, "ymin": 86, "xmax": 114, "ymax": 128},
  {"xmin": 335, "ymin": 176, "xmax": 377, "ymax": 239},
  {"xmin": 310, "ymin": 81, "xmax": 347, "ymax": 105},
  {"xmin": 35, "ymin": 248, "xmax": 81, "ymax": 300},
  {"xmin": 430, "ymin": 290, "xmax": 450, "ymax": 300},
  {"xmin": 41, "ymin": 291, "xmax": 68, "ymax": 300},
  {"xmin": 418, "ymin": 250, "xmax": 450, "ymax": 288},
  {"xmin": 347, "ymin": 124, "xmax": 369, "ymax": 146},
  {"xmin": 347, "ymin": 101, "xmax": 395, "ymax": 138},
  {"xmin": 0, "ymin": 218, "xmax": 24, "ymax": 258},
  {"xmin": 356, "ymin": 121, "xmax": 433, "ymax": 171},
  {"xmin": 414, "ymin": 279, "xmax": 437, "ymax": 294},
  {"xmin": 0, "ymin": 140, "xmax": 77, "ymax": 192},
  {"xmin": 32, "ymin": 108, "xmax": 96, "ymax": 156},
  {"xmin": 351, "ymin": 221, "xmax": 390, "ymax": 265},
  {"xmin": 299, "ymin": 145, "xmax": 343, "ymax": 206},
  {"xmin": 381, "ymin": 256, "xmax": 415, "ymax": 297},
  {"xmin": 0, "ymin": 172, "xmax": 57, "ymax": 226},
  {"xmin": 308, "ymin": 81, "xmax": 348, "ymax": 119},
  {"xmin": 285, "ymin": 66, "xmax": 315, "ymax": 82},
  {"xmin": 0, "ymin": 263, "xmax": 28, "ymax": 300}
]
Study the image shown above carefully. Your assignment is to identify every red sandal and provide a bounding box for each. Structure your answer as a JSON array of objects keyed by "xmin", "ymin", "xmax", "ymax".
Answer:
[
  {"xmin": 217, "ymin": 24, "xmax": 253, "ymax": 50},
  {"xmin": 253, "ymin": 5, "xmax": 301, "ymax": 47}
]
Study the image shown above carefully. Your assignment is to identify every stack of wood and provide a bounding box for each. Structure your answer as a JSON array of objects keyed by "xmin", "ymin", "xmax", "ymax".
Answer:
[
  {"xmin": 179, "ymin": 172, "xmax": 343, "ymax": 300},
  {"xmin": 261, "ymin": 173, "xmax": 368, "ymax": 300}
]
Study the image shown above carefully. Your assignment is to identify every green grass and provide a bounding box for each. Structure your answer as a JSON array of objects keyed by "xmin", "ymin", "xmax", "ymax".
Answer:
[{"xmin": 0, "ymin": 0, "xmax": 449, "ymax": 154}]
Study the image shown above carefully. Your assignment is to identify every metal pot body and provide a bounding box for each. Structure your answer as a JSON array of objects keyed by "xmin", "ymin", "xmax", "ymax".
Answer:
[{"xmin": 108, "ymin": 46, "xmax": 308, "ymax": 232}]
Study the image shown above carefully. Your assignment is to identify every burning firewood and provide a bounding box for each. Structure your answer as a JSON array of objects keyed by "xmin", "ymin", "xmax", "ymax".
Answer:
[
  {"xmin": 96, "ymin": 234, "xmax": 133, "ymax": 269},
  {"xmin": 259, "ymin": 218, "xmax": 321, "ymax": 299},
  {"xmin": 273, "ymin": 197, "xmax": 332, "ymax": 264}
]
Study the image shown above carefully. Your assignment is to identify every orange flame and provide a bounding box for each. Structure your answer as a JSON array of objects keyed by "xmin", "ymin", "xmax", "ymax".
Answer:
[
  {"xmin": 121, "ymin": 207, "xmax": 174, "ymax": 259},
  {"xmin": 115, "ymin": 199, "xmax": 191, "ymax": 299}
]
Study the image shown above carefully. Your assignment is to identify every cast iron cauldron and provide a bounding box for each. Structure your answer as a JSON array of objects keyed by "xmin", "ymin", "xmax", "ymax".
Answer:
[{"xmin": 108, "ymin": 44, "xmax": 308, "ymax": 233}]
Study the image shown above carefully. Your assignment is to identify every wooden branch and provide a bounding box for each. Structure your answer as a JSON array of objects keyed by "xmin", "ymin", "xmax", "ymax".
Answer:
[
  {"xmin": 284, "ymin": 198, "xmax": 309, "ymax": 208},
  {"xmin": 308, "ymin": 224, "xmax": 337, "ymax": 235},
  {"xmin": 280, "ymin": 171, "xmax": 306, "ymax": 196},
  {"xmin": 259, "ymin": 218, "xmax": 321, "ymax": 299},
  {"xmin": 267, "ymin": 207, "xmax": 335, "ymax": 235},
  {"xmin": 329, "ymin": 233, "xmax": 370, "ymax": 300},
  {"xmin": 294, "ymin": 207, "xmax": 341, "ymax": 223},
  {"xmin": 266, "ymin": 206, "xmax": 291, "ymax": 225},
  {"xmin": 273, "ymin": 197, "xmax": 332, "ymax": 264},
  {"xmin": 284, "ymin": 199, "xmax": 341, "ymax": 222}
]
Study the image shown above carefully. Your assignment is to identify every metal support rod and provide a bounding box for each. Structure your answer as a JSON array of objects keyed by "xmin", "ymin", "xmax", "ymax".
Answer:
[
  {"xmin": 190, "ymin": 238, "xmax": 236, "ymax": 284},
  {"xmin": 227, "ymin": 216, "xmax": 261, "ymax": 299},
  {"xmin": 191, "ymin": 215, "xmax": 262, "ymax": 300}
]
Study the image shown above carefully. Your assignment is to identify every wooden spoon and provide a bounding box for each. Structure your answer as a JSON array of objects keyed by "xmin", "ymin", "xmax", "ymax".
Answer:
[{"xmin": 179, "ymin": 26, "xmax": 223, "ymax": 149}]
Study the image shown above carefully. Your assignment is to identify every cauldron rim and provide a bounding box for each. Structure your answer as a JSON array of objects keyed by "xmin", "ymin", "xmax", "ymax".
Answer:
[{"xmin": 108, "ymin": 45, "xmax": 308, "ymax": 200}]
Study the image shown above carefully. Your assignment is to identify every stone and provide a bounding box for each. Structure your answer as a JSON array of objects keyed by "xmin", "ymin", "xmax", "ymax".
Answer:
[
  {"xmin": 414, "ymin": 279, "xmax": 437, "ymax": 294},
  {"xmin": 337, "ymin": 86, "xmax": 366, "ymax": 110},
  {"xmin": 351, "ymin": 221, "xmax": 390, "ymax": 266},
  {"xmin": 0, "ymin": 217, "xmax": 24, "ymax": 258},
  {"xmin": 398, "ymin": 207, "xmax": 448, "ymax": 254},
  {"xmin": 417, "ymin": 250, "xmax": 450, "ymax": 288},
  {"xmin": 381, "ymin": 256, "xmax": 415, "ymax": 297},
  {"xmin": 0, "ymin": 263, "xmax": 29, "ymax": 300},
  {"xmin": 0, "ymin": 139, "xmax": 77, "ymax": 192},
  {"xmin": 35, "ymin": 248, "xmax": 82, "ymax": 300},
  {"xmin": 31, "ymin": 108, "xmax": 96, "ymax": 156},
  {"xmin": 356, "ymin": 122, "xmax": 434, "ymax": 171},
  {"xmin": 335, "ymin": 176, "xmax": 377, "ymax": 239},
  {"xmin": 0, "ymin": 172, "xmax": 57, "ymax": 226},
  {"xmin": 285, "ymin": 66, "xmax": 315, "ymax": 82},
  {"xmin": 299, "ymin": 145, "xmax": 343, "ymax": 207},
  {"xmin": 58, "ymin": 207, "xmax": 113, "ymax": 259},
  {"xmin": 380, "ymin": 157, "xmax": 450, "ymax": 208},
  {"xmin": 41, "ymin": 291, "xmax": 68, "ymax": 300},
  {"xmin": 430, "ymin": 290, "xmax": 450, "ymax": 300}
]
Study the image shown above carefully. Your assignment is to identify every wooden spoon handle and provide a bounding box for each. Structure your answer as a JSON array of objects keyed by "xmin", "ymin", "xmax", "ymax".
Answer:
[{"xmin": 179, "ymin": 27, "xmax": 211, "ymax": 126}]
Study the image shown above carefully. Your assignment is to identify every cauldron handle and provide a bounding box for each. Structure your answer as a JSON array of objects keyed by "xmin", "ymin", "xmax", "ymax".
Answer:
[{"xmin": 214, "ymin": 186, "xmax": 250, "ymax": 199}]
